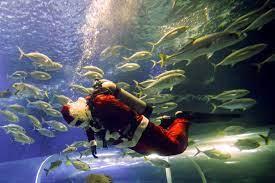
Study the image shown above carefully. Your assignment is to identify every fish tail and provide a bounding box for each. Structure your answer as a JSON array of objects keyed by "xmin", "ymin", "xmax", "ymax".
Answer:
[
  {"xmin": 44, "ymin": 168, "xmax": 49, "ymax": 176},
  {"xmin": 210, "ymin": 63, "xmax": 218, "ymax": 74},
  {"xmin": 185, "ymin": 59, "xmax": 193, "ymax": 66},
  {"xmin": 45, "ymin": 91, "xmax": 49, "ymax": 99},
  {"xmin": 205, "ymin": 95, "xmax": 213, "ymax": 103},
  {"xmin": 159, "ymin": 53, "xmax": 168, "ymax": 67},
  {"xmin": 194, "ymin": 146, "xmax": 201, "ymax": 157},
  {"xmin": 147, "ymin": 42, "xmax": 155, "ymax": 53},
  {"xmin": 76, "ymin": 72, "xmax": 82, "ymax": 77},
  {"xmin": 251, "ymin": 63, "xmax": 262, "ymax": 73},
  {"xmin": 122, "ymin": 57, "xmax": 129, "ymax": 62},
  {"xmin": 41, "ymin": 117, "xmax": 45, "ymax": 123},
  {"xmin": 259, "ymin": 128, "xmax": 272, "ymax": 145},
  {"xmin": 133, "ymin": 80, "xmax": 140, "ymax": 89},
  {"xmin": 150, "ymin": 60, "xmax": 160, "ymax": 68},
  {"xmin": 17, "ymin": 46, "xmax": 25, "ymax": 60},
  {"xmin": 172, "ymin": 0, "xmax": 176, "ymax": 9},
  {"xmin": 26, "ymin": 99, "xmax": 31, "ymax": 105},
  {"xmin": 260, "ymin": 0, "xmax": 271, "ymax": 10},
  {"xmin": 211, "ymin": 103, "xmax": 217, "ymax": 113}
]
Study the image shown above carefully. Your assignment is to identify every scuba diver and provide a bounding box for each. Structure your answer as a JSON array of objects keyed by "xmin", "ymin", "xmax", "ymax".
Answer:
[{"xmin": 61, "ymin": 80, "xmax": 240, "ymax": 158}]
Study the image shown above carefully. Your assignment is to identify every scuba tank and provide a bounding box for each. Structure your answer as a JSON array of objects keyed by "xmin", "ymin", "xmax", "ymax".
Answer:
[{"xmin": 93, "ymin": 79, "xmax": 153, "ymax": 118}]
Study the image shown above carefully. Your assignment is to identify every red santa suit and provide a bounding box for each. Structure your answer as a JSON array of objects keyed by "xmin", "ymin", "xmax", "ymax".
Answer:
[{"xmin": 86, "ymin": 94, "xmax": 189, "ymax": 156}]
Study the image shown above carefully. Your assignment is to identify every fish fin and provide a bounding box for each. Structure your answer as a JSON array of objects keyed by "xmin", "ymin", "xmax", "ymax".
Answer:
[
  {"xmin": 251, "ymin": 63, "xmax": 262, "ymax": 73},
  {"xmin": 76, "ymin": 72, "xmax": 82, "ymax": 77},
  {"xmin": 44, "ymin": 168, "xmax": 49, "ymax": 176},
  {"xmin": 257, "ymin": 27, "xmax": 263, "ymax": 31},
  {"xmin": 133, "ymin": 80, "xmax": 141, "ymax": 90},
  {"xmin": 26, "ymin": 99, "xmax": 31, "ymax": 105},
  {"xmin": 147, "ymin": 42, "xmax": 156, "ymax": 53},
  {"xmin": 207, "ymin": 52, "xmax": 214, "ymax": 59},
  {"xmin": 211, "ymin": 63, "xmax": 218, "ymax": 73},
  {"xmin": 79, "ymin": 152, "xmax": 83, "ymax": 159},
  {"xmin": 159, "ymin": 53, "xmax": 168, "ymax": 67},
  {"xmin": 211, "ymin": 103, "xmax": 217, "ymax": 113},
  {"xmin": 150, "ymin": 60, "xmax": 159, "ymax": 68},
  {"xmin": 258, "ymin": 134, "xmax": 269, "ymax": 145},
  {"xmin": 143, "ymin": 156, "xmax": 149, "ymax": 161},
  {"xmin": 45, "ymin": 91, "xmax": 49, "ymax": 99},
  {"xmin": 260, "ymin": 0, "xmax": 271, "ymax": 11},
  {"xmin": 14, "ymin": 90, "xmax": 19, "ymax": 96},
  {"xmin": 17, "ymin": 46, "xmax": 25, "ymax": 60},
  {"xmin": 194, "ymin": 146, "xmax": 201, "ymax": 157},
  {"xmin": 122, "ymin": 57, "xmax": 129, "ymax": 62},
  {"xmin": 170, "ymin": 86, "xmax": 173, "ymax": 91},
  {"xmin": 185, "ymin": 59, "xmax": 192, "ymax": 66},
  {"xmin": 172, "ymin": 0, "xmax": 176, "ymax": 9},
  {"xmin": 259, "ymin": 128, "xmax": 272, "ymax": 145},
  {"xmin": 205, "ymin": 95, "xmax": 213, "ymax": 103}
]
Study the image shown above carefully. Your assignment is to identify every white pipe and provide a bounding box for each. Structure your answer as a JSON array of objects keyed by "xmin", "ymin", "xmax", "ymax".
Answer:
[
  {"xmin": 35, "ymin": 155, "xmax": 54, "ymax": 183},
  {"xmin": 165, "ymin": 157, "xmax": 173, "ymax": 183}
]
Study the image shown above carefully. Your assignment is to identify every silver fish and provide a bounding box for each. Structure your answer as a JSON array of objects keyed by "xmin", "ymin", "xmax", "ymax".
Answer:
[
  {"xmin": 0, "ymin": 110, "xmax": 19, "ymax": 122},
  {"xmin": 26, "ymin": 114, "xmax": 42, "ymax": 129},
  {"xmin": 122, "ymin": 51, "xmax": 152, "ymax": 62},
  {"xmin": 42, "ymin": 118, "xmax": 68, "ymax": 132},
  {"xmin": 8, "ymin": 71, "xmax": 28, "ymax": 80},
  {"xmin": 158, "ymin": 31, "xmax": 245, "ymax": 66},
  {"xmin": 30, "ymin": 71, "xmax": 52, "ymax": 81},
  {"xmin": 214, "ymin": 44, "xmax": 267, "ymax": 68},
  {"xmin": 116, "ymin": 63, "xmax": 140, "ymax": 72},
  {"xmin": 37, "ymin": 128, "xmax": 55, "ymax": 138},
  {"xmin": 211, "ymin": 98, "xmax": 257, "ymax": 112}
]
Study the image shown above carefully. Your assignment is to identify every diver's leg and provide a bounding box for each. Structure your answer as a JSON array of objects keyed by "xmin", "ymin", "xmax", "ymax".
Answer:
[{"xmin": 131, "ymin": 118, "xmax": 189, "ymax": 156}]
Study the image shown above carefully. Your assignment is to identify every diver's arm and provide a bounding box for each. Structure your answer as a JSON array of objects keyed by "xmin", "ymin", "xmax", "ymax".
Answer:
[
  {"xmin": 93, "ymin": 94, "xmax": 138, "ymax": 130},
  {"xmin": 85, "ymin": 127, "xmax": 98, "ymax": 158}
]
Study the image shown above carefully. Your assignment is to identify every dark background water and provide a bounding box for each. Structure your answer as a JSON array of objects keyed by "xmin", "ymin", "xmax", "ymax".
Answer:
[{"xmin": 0, "ymin": 0, "xmax": 274, "ymax": 164}]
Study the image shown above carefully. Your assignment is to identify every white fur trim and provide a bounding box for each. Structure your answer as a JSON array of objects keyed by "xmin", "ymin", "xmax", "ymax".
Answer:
[
  {"xmin": 105, "ymin": 130, "xmax": 120, "ymax": 141},
  {"xmin": 89, "ymin": 140, "xmax": 97, "ymax": 146},
  {"xmin": 91, "ymin": 126, "xmax": 103, "ymax": 132},
  {"xmin": 68, "ymin": 98, "xmax": 91, "ymax": 126},
  {"xmin": 116, "ymin": 115, "xmax": 149, "ymax": 148}
]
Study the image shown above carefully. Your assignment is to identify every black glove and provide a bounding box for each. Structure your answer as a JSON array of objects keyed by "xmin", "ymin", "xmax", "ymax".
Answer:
[
  {"xmin": 102, "ymin": 139, "xmax": 108, "ymax": 148},
  {"xmin": 91, "ymin": 145, "xmax": 98, "ymax": 158}
]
